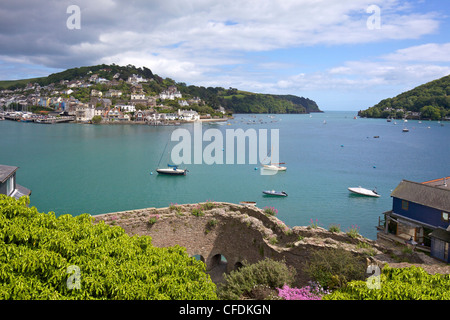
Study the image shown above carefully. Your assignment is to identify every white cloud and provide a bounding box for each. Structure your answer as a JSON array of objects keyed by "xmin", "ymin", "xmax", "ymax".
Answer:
[{"xmin": 382, "ymin": 42, "xmax": 450, "ymax": 62}]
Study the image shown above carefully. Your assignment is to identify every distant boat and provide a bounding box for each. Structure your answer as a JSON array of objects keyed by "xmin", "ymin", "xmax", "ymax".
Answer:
[
  {"xmin": 402, "ymin": 128, "xmax": 409, "ymax": 132},
  {"xmin": 263, "ymin": 190, "xmax": 288, "ymax": 197},
  {"xmin": 387, "ymin": 118, "xmax": 392, "ymax": 122},
  {"xmin": 156, "ymin": 165, "xmax": 187, "ymax": 175},
  {"xmin": 240, "ymin": 201, "xmax": 257, "ymax": 206},
  {"xmin": 261, "ymin": 146, "xmax": 286, "ymax": 171},
  {"xmin": 263, "ymin": 164, "xmax": 287, "ymax": 171},
  {"xmin": 156, "ymin": 136, "xmax": 188, "ymax": 175},
  {"xmin": 348, "ymin": 187, "xmax": 380, "ymax": 197},
  {"xmin": 323, "ymin": 120, "xmax": 327, "ymax": 124}
]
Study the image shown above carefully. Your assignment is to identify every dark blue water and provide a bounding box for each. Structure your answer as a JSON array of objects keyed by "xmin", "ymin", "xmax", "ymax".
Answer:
[{"xmin": 1, "ymin": 112, "xmax": 448, "ymax": 239}]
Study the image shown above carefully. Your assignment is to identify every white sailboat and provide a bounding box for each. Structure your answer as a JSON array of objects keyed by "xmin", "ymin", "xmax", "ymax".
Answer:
[{"xmin": 262, "ymin": 146, "xmax": 286, "ymax": 171}]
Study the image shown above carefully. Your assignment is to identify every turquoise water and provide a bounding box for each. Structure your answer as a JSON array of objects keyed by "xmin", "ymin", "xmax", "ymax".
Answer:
[{"xmin": 1, "ymin": 112, "xmax": 448, "ymax": 239}]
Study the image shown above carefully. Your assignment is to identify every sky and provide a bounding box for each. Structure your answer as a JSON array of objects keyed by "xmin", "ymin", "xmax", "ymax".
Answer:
[{"xmin": 1, "ymin": 0, "xmax": 450, "ymax": 111}]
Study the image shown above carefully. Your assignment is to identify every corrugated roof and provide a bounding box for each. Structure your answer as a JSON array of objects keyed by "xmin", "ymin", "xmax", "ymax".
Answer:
[
  {"xmin": 0, "ymin": 165, "xmax": 18, "ymax": 183},
  {"xmin": 391, "ymin": 180, "xmax": 450, "ymax": 212}
]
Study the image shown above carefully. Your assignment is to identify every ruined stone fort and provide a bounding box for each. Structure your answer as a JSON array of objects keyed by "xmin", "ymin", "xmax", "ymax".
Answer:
[{"xmin": 93, "ymin": 202, "xmax": 394, "ymax": 285}]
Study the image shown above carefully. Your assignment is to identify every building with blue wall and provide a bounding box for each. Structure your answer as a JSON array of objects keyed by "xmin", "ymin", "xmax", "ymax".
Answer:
[{"xmin": 378, "ymin": 177, "xmax": 450, "ymax": 263}]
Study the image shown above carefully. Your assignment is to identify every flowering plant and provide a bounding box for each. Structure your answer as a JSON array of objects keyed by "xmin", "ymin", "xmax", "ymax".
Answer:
[
  {"xmin": 263, "ymin": 206, "xmax": 278, "ymax": 216},
  {"xmin": 346, "ymin": 224, "xmax": 360, "ymax": 238},
  {"xmin": 277, "ymin": 282, "xmax": 330, "ymax": 300}
]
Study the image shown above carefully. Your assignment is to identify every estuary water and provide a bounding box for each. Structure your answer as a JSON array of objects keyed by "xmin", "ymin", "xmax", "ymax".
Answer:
[{"xmin": 1, "ymin": 111, "xmax": 448, "ymax": 240}]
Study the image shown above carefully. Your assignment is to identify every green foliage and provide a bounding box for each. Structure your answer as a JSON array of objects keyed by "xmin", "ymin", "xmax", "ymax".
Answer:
[
  {"xmin": 324, "ymin": 265, "xmax": 450, "ymax": 300},
  {"xmin": 359, "ymin": 74, "xmax": 450, "ymax": 119},
  {"xmin": 217, "ymin": 258, "xmax": 296, "ymax": 300},
  {"xmin": 0, "ymin": 195, "xmax": 217, "ymax": 300},
  {"xmin": 91, "ymin": 115, "xmax": 102, "ymax": 124},
  {"xmin": 303, "ymin": 248, "xmax": 366, "ymax": 290}
]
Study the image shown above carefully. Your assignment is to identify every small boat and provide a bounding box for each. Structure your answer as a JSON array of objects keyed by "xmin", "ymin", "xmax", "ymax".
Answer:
[
  {"xmin": 348, "ymin": 187, "xmax": 380, "ymax": 197},
  {"xmin": 240, "ymin": 201, "xmax": 257, "ymax": 206},
  {"xmin": 263, "ymin": 164, "xmax": 287, "ymax": 171},
  {"xmin": 402, "ymin": 128, "xmax": 409, "ymax": 132},
  {"xmin": 156, "ymin": 165, "xmax": 187, "ymax": 175},
  {"xmin": 263, "ymin": 190, "xmax": 288, "ymax": 197}
]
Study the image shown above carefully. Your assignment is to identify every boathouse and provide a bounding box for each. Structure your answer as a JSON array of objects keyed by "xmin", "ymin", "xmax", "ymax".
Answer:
[
  {"xmin": 377, "ymin": 177, "xmax": 450, "ymax": 262},
  {"xmin": 0, "ymin": 165, "xmax": 31, "ymax": 200}
]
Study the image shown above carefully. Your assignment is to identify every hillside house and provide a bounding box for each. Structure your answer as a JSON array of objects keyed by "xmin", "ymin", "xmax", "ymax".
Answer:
[
  {"xmin": 0, "ymin": 165, "xmax": 31, "ymax": 200},
  {"xmin": 377, "ymin": 177, "xmax": 450, "ymax": 262}
]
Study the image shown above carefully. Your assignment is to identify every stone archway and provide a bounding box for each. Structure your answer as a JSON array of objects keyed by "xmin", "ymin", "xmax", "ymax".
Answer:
[
  {"xmin": 207, "ymin": 254, "xmax": 228, "ymax": 284},
  {"xmin": 191, "ymin": 254, "xmax": 206, "ymax": 264}
]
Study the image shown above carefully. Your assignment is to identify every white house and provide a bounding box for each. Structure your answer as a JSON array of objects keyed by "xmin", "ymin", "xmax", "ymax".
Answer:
[
  {"xmin": 118, "ymin": 104, "xmax": 136, "ymax": 113},
  {"xmin": 178, "ymin": 109, "xmax": 200, "ymax": 121},
  {"xmin": 131, "ymin": 93, "xmax": 146, "ymax": 100}
]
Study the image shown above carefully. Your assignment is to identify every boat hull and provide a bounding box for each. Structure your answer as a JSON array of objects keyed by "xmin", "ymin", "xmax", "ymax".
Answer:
[
  {"xmin": 156, "ymin": 168, "xmax": 187, "ymax": 175},
  {"xmin": 348, "ymin": 187, "xmax": 380, "ymax": 197},
  {"xmin": 263, "ymin": 165, "xmax": 287, "ymax": 171},
  {"xmin": 262, "ymin": 190, "xmax": 288, "ymax": 197},
  {"xmin": 240, "ymin": 201, "xmax": 257, "ymax": 206}
]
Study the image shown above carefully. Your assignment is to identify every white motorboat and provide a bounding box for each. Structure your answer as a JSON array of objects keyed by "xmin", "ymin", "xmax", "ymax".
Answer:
[
  {"xmin": 348, "ymin": 187, "xmax": 380, "ymax": 197},
  {"xmin": 263, "ymin": 164, "xmax": 287, "ymax": 171}
]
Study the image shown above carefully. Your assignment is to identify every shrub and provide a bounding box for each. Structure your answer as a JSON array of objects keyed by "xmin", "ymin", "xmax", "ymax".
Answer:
[
  {"xmin": 217, "ymin": 258, "xmax": 296, "ymax": 300},
  {"xmin": 303, "ymin": 248, "xmax": 366, "ymax": 290},
  {"xmin": 201, "ymin": 200, "xmax": 216, "ymax": 210},
  {"xmin": 328, "ymin": 224, "xmax": 341, "ymax": 233},
  {"xmin": 324, "ymin": 265, "xmax": 450, "ymax": 300},
  {"xmin": 346, "ymin": 225, "xmax": 360, "ymax": 238},
  {"xmin": 0, "ymin": 195, "xmax": 217, "ymax": 300},
  {"xmin": 148, "ymin": 214, "xmax": 159, "ymax": 225},
  {"xmin": 191, "ymin": 205, "xmax": 204, "ymax": 217}
]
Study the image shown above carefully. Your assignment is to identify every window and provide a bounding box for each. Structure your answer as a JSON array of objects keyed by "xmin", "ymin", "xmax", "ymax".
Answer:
[
  {"xmin": 442, "ymin": 212, "xmax": 449, "ymax": 222},
  {"xmin": 6, "ymin": 175, "xmax": 14, "ymax": 196},
  {"xmin": 402, "ymin": 200, "xmax": 409, "ymax": 211}
]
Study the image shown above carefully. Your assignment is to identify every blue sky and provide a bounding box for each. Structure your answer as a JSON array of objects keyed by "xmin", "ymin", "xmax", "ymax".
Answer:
[{"xmin": 1, "ymin": 0, "xmax": 450, "ymax": 111}]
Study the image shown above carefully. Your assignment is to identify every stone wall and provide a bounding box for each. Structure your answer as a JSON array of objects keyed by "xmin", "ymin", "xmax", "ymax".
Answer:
[{"xmin": 93, "ymin": 202, "xmax": 386, "ymax": 286}]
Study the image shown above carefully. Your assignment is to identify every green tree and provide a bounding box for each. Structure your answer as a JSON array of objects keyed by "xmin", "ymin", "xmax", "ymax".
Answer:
[
  {"xmin": 421, "ymin": 105, "xmax": 442, "ymax": 120},
  {"xmin": 0, "ymin": 195, "xmax": 217, "ymax": 300},
  {"xmin": 91, "ymin": 115, "xmax": 102, "ymax": 124}
]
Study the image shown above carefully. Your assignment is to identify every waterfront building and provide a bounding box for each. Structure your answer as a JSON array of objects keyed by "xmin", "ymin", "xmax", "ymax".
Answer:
[
  {"xmin": 377, "ymin": 177, "xmax": 450, "ymax": 262},
  {"xmin": 0, "ymin": 165, "xmax": 31, "ymax": 200}
]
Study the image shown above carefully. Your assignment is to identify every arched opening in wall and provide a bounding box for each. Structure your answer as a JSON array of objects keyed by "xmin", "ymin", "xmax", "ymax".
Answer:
[
  {"xmin": 234, "ymin": 262, "xmax": 243, "ymax": 271},
  {"xmin": 192, "ymin": 254, "xmax": 206, "ymax": 264},
  {"xmin": 208, "ymin": 254, "xmax": 228, "ymax": 284},
  {"xmin": 210, "ymin": 254, "xmax": 228, "ymax": 269}
]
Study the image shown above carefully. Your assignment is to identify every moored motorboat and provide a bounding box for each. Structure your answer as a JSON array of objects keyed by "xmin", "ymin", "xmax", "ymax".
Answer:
[
  {"xmin": 262, "ymin": 190, "xmax": 288, "ymax": 197},
  {"xmin": 240, "ymin": 201, "xmax": 257, "ymax": 206},
  {"xmin": 263, "ymin": 164, "xmax": 287, "ymax": 171},
  {"xmin": 348, "ymin": 187, "xmax": 380, "ymax": 197},
  {"xmin": 156, "ymin": 165, "xmax": 187, "ymax": 175}
]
